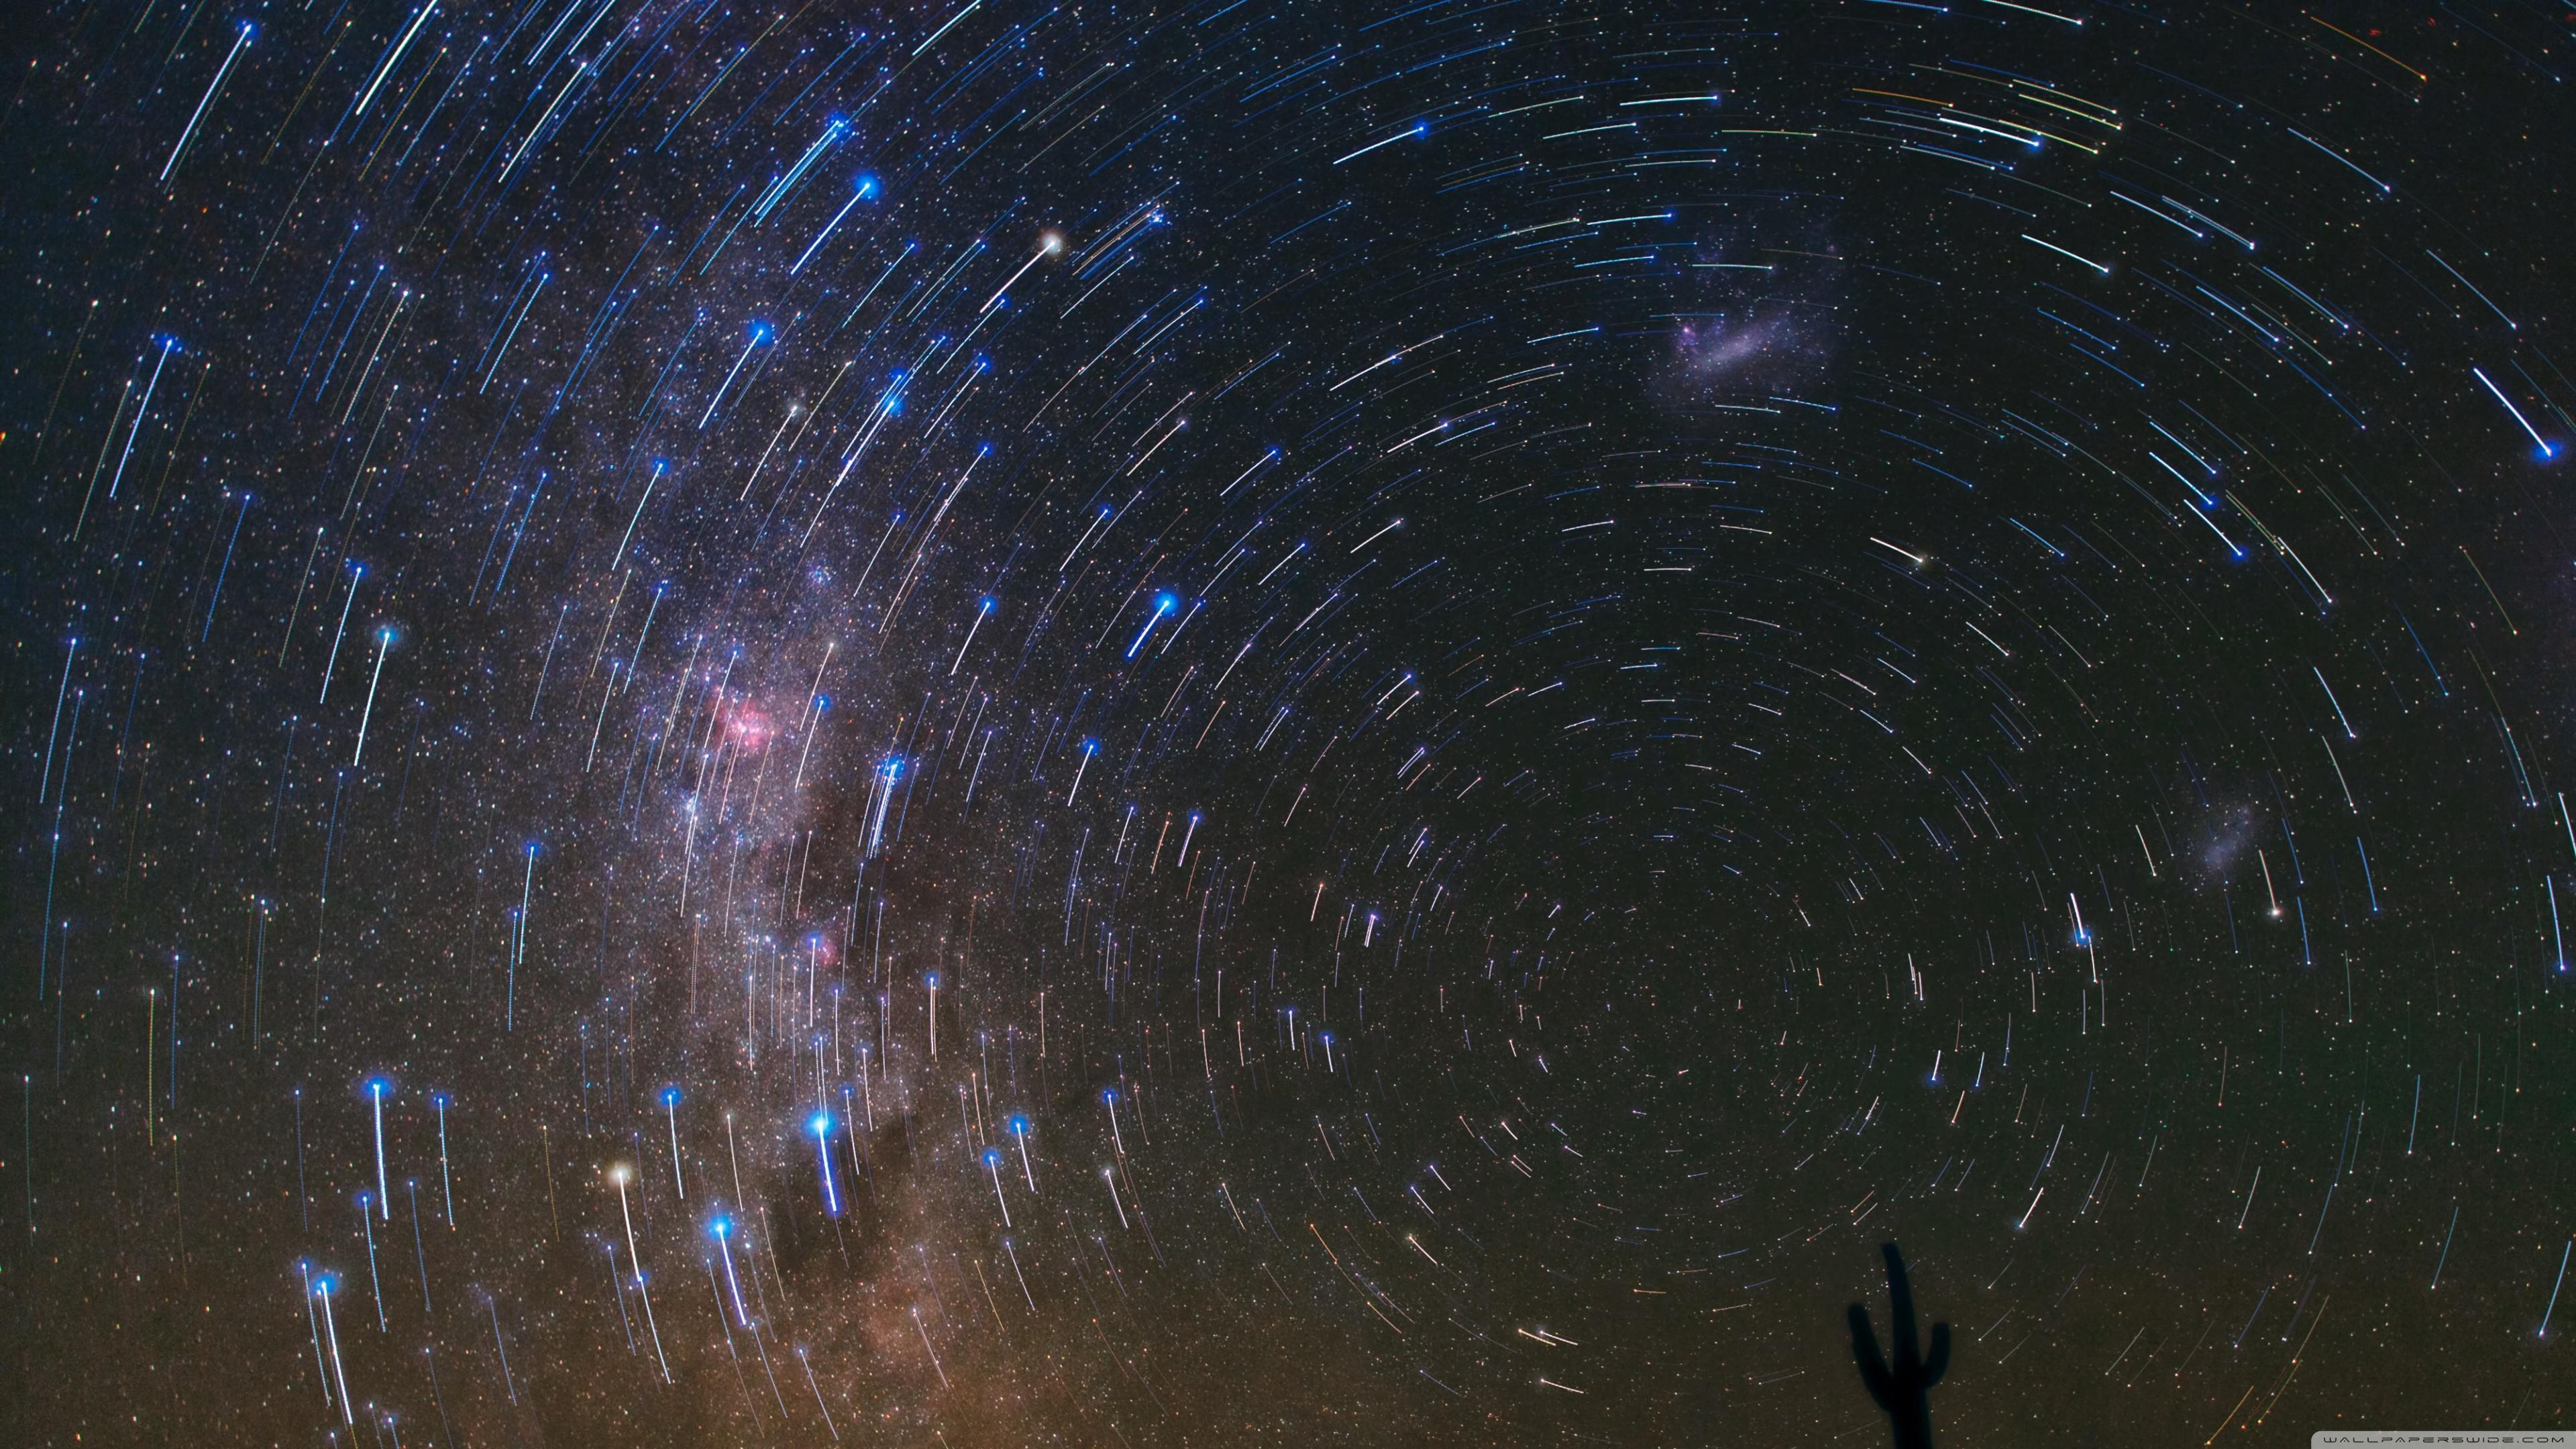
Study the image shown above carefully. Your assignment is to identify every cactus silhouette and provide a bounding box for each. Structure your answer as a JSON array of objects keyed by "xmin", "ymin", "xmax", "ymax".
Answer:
[{"xmin": 1848, "ymin": 1242, "xmax": 1950, "ymax": 1449}]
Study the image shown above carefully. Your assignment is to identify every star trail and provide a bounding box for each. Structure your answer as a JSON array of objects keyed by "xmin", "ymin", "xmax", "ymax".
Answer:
[{"xmin": 4, "ymin": 0, "xmax": 2574, "ymax": 1444}]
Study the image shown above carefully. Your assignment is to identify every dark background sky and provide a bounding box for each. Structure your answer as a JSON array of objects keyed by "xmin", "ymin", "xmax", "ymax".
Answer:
[{"xmin": 2, "ymin": 0, "xmax": 2572, "ymax": 1443}]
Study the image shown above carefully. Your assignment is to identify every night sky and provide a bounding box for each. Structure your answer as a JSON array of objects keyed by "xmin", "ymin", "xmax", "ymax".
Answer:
[{"xmin": 5, "ymin": 0, "xmax": 2575, "ymax": 1444}]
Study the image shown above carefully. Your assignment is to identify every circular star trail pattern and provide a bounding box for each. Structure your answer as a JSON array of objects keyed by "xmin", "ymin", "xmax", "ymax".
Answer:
[{"xmin": 5, "ymin": 0, "xmax": 2575, "ymax": 1444}]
